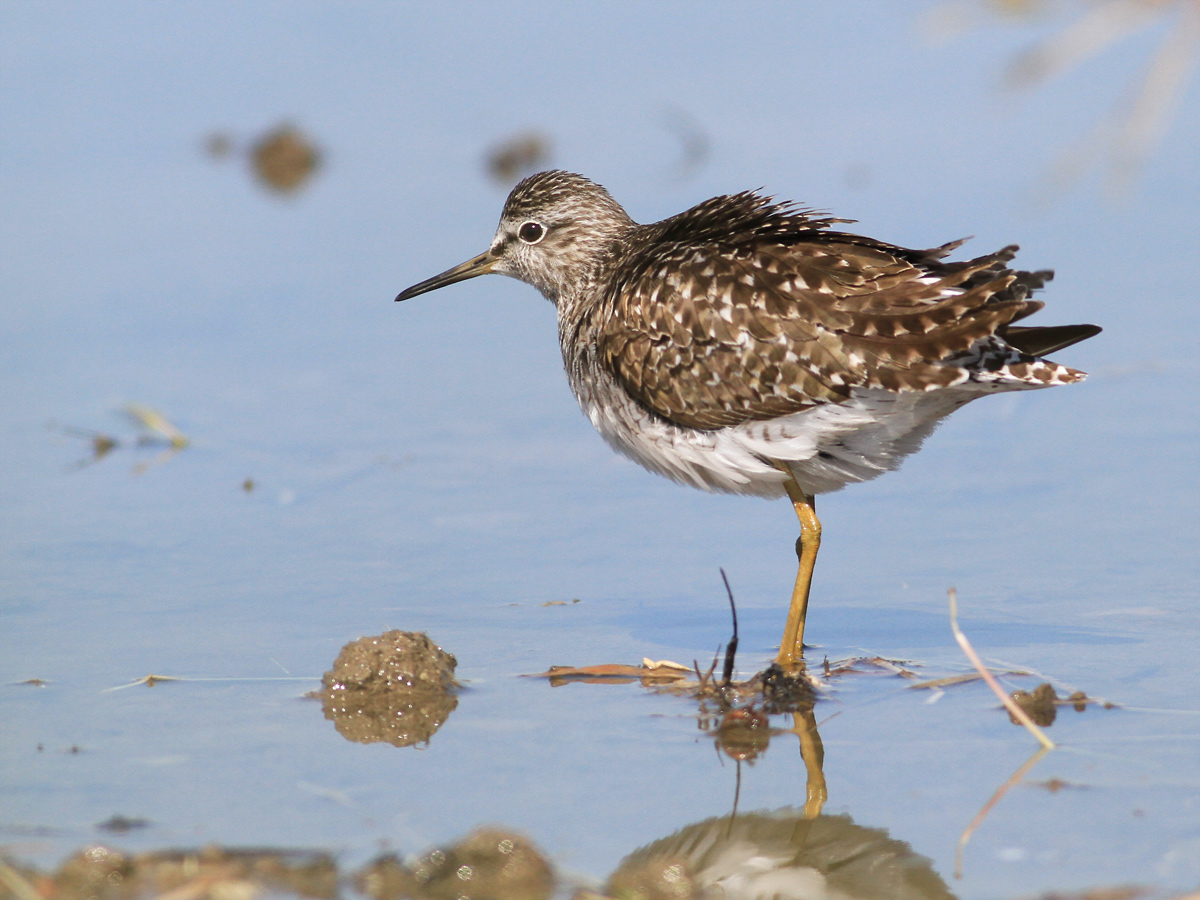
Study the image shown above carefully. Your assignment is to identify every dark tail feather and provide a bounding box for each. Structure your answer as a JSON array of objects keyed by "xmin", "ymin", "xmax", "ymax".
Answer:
[{"xmin": 1003, "ymin": 323, "xmax": 1101, "ymax": 357}]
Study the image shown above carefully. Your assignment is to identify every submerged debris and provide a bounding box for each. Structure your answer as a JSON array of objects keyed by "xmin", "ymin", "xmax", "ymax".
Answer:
[
  {"xmin": 49, "ymin": 846, "xmax": 134, "ymax": 900},
  {"xmin": 827, "ymin": 656, "xmax": 920, "ymax": 680},
  {"xmin": 103, "ymin": 674, "xmax": 182, "ymax": 691},
  {"xmin": 54, "ymin": 405, "xmax": 189, "ymax": 473},
  {"xmin": 0, "ymin": 835, "xmax": 553, "ymax": 900},
  {"xmin": 57, "ymin": 429, "xmax": 121, "ymax": 468},
  {"xmin": 759, "ymin": 663, "xmax": 818, "ymax": 714},
  {"xmin": 533, "ymin": 573, "xmax": 814, "ymax": 718},
  {"xmin": 1030, "ymin": 777, "xmax": 1090, "ymax": 793},
  {"xmin": 1026, "ymin": 886, "xmax": 1147, "ymax": 900},
  {"xmin": 908, "ymin": 670, "xmax": 1026, "ymax": 690},
  {"xmin": 485, "ymin": 132, "xmax": 550, "ymax": 185},
  {"xmin": 354, "ymin": 854, "xmax": 417, "ymax": 900},
  {"xmin": 407, "ymin": 828, "xmax": 554, "ymax": 900},
  {"xmin": 0, "ymin": 845, "xmax": 338, "ymax": 900},
  {"xmin": 90, "ymin": 434, "xmax": 119, "ymax": 460},
  {"xmin": 3, "ymin": 837, "xmax": 1178, "ymax": 900},
  {"xmin": 203, "ymin": 123, "xmax": 321, "ymax": 194},
  {"xmin": 1010, "ymin": 683, "xmax": 1060, "ymax": 727},
  {"xmin": 252, "ymin": 124, "xmax": 321, "ymax": 194},
  {"xmin": 318, "ymin": 631, "xmax": 458, "ymax": 748},
  {"xmin": 1008, "ymin": 683, "xmax": 1102, "ymax": 727},
  {"xmin": 125, "ymin": 405, "xmax": 189, "ymax": 449},
  {"xmin": 711, "ymin": 708, "xmax": 772, "ymax": 763},
  {"xmin": 528, "ymin": 660, "xmax": 690, "ymax": 686},
  {"xmin": 204, "ymin": 132, "xmax": 235, "ymax": 159},
  {"xmin": 95, "ymin": 815, "xmax": 150, "ymax": 834}
]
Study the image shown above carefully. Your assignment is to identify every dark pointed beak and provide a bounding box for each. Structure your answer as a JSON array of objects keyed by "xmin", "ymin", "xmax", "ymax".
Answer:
[{"xmin": 394, "ymin": 251, "xmax": 498, "ymax": 302}]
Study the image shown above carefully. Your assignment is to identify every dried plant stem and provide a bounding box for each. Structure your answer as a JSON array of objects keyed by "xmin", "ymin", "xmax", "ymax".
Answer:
[{"xmin": 948, "ymin": 588, "xmax": 1055, "ymax": 750}]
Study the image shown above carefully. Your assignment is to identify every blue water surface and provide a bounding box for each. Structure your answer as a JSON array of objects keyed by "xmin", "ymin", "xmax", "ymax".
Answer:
[{"xmin": 3, "ymin": 3, "xmax": 1199, "ymax": 898}]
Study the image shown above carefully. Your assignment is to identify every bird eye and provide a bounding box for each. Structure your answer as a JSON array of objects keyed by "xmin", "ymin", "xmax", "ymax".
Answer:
[{"xmin": 518, "ymin": 221, "xmax": 546, "ymax": 244}]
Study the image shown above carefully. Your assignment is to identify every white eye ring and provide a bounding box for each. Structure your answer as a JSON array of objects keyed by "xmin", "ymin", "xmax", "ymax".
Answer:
[{"xmin": 518, "ymin": 221, "xmax": 546, "ymax": 244}]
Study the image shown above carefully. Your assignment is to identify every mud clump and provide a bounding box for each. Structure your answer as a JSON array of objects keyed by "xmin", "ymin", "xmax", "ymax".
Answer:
[
  {"xmin": 21, "ymin": 846, "xmax": 337, "ymax": 900},
  {"xmin": 484, "ymin": 132, "xmax": 550, "ymax": 185},
  {"xmin": 47, "ymin": 845, "xmax": 134, "ymax": 900},
  {"xmin": 759, "ymin": 663, "xmax": 816, "ymax": 714},
  {"xmin": 1010, "ymin": 682, "xmax": 1058, "ymax": 727},
  {"xmin": 355, "ymin": 853, "xmax": 418, "ymax": 900},
  {"xmin": 319, "ymin": 631, "xmax": 458, "ymax": 748},
  {"xmin": 713, "ymin": 708, "xmax": 771, "ymax": 762},
  {"xmin": 408, "ymin": 828, "xmax": 554, "ymax": 900},
  {"xmin": 252, "ymin": 123, "xmax": 320, "ymax": 193}
]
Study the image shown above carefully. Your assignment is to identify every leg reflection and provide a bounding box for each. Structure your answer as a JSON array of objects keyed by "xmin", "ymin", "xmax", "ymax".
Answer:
[{"xmin": 792, "ymin": 706, "xmax": 827, "ymax": 819}]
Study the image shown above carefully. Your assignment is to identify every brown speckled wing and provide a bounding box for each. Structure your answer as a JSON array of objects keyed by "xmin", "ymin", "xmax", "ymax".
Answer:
[{"xmin": 595, "ymin": 207, "xmax": 1050, "ymax": 431}]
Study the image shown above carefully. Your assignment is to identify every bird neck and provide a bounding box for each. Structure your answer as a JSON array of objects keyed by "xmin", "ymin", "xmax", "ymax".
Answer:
[{"xmin": 540, "ymin": 223, "xmax": 637, "ymax": 313}]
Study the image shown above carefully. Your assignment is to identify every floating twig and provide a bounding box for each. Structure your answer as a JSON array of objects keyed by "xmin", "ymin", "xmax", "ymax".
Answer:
[
  {"xmin": 103, "ymin": 675, "xmax": 314, "ymax": 692},
  {"xmin": 908, "ymin": 669, "xmax": 1030, "ymax": 691},
  {"xmin": 104, "ymin": 674, "xmax": 183, "ymax": 691},
  {"xmin": 126, "ymin": 405, "xmax": 189, "ymax": 448}
]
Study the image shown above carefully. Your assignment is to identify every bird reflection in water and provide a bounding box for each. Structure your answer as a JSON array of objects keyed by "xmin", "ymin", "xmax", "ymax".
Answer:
[
  {"xmin": 602, "ymin": 806, "xmax": 955, "ymax": 900},
  {"xmin": 601, "ymin": 696, "xmax": 960, "ymax": 900},
  {"xmin": 702, "ymin": 701, "xmax": 827, "ymax": 823}
]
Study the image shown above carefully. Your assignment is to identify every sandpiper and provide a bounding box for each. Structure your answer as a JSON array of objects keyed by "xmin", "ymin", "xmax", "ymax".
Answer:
[{"xmin": 395, "ymin": 171, "xmax": 1099, "ymax": 667}]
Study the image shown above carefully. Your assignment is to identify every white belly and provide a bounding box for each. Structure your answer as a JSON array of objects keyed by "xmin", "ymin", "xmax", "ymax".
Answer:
[{"xmin": 569, "ymin": 362, "xmax": 1035, "ymax": 498}]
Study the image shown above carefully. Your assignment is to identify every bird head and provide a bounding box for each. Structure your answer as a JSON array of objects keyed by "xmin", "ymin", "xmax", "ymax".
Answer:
[{"xmin": 395, "ymin": 170, "xmax": 635, "ymax": 306}]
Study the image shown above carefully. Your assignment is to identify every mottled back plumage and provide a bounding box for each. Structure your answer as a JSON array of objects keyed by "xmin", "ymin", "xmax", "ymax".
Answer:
[{"xmin": 511, "ymin": 173, "xmax": 1092, "ymax": 434}]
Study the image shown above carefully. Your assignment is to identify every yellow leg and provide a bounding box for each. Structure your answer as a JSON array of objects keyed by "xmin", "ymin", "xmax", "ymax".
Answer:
[{"xmin": 776, "ymin": 471, "xmax": 821, "ymax": 668}]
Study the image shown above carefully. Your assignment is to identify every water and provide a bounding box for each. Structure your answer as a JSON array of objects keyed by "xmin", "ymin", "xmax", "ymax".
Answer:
[{"xmin": 3, "ymin": 3, "xmax": 1199, "ymax": 898}]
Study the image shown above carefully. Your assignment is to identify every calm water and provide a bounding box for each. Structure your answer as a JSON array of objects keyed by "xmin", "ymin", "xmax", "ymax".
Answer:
[{"xmin": 3, "ymin": 4, "xmax": 1199, "ymax": 898}]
